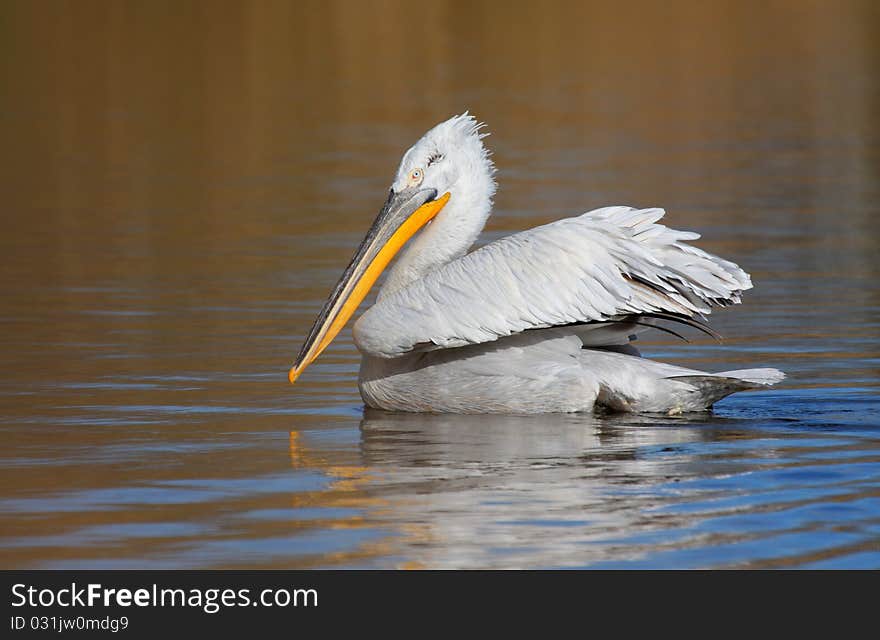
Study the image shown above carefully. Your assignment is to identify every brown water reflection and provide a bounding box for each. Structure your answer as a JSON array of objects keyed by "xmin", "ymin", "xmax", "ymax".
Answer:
[{"xmin": 1, "ymin": 1, "xmax": 878, "ymax": 568}]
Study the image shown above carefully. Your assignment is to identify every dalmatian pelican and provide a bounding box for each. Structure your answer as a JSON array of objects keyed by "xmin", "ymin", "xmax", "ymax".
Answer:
[{"xmin": 288, "ymin": 114, "xmax": 783, "ymax": 414}]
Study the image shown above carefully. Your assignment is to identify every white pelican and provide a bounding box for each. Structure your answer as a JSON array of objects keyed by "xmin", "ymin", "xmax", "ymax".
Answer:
[{"xmin": 289, "ymin": 114, "xmax": 783, "ymax": 414}]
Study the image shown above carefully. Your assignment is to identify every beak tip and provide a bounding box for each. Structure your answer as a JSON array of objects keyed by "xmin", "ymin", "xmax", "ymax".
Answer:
[{"xmin": 288, "ymin": 366, "xmax": 301, "ymax": 385}]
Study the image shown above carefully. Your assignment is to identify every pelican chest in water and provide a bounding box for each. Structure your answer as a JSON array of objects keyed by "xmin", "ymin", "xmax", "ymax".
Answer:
[{"xmin": 289, "ymin": 114, "xmax": 784, "ymax": 414}]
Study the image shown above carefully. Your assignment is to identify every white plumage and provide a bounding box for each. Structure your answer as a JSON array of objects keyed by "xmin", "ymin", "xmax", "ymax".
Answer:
[
  {"xmin": 292, "ymin": 113, "xmax": 784, "ymax": 414},
  {"xmin": 355, "ymin": 205, "xmax": 751, "ymax": 359}
]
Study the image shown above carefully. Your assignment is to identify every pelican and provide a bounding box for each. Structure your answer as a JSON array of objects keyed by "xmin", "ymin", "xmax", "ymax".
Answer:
[{"xmin": 289, "ymin": 114, "xmax": 784, "ymax": 414}]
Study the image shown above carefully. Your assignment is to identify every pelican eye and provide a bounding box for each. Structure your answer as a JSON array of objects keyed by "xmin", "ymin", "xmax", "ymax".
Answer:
[{"xmin": 408, "ymin": 168, "xmax": 424, "ymax": 185}]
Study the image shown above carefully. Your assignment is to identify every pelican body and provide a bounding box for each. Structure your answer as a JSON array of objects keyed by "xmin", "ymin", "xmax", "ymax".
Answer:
[{"xmin": 289, "ymin": 114, "xmax": 783, "ymax": 414}]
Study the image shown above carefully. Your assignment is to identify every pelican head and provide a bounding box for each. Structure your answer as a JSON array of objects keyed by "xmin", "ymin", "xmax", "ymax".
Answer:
[{"xmin": 289, "ymin": 113, "xmax": 495, "ymax": 384}]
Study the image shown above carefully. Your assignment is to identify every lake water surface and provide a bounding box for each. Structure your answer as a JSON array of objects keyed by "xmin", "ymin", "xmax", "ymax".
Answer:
[{"xmin": 1, "ymin": 1, "xmax": 879, "ymax": 568}]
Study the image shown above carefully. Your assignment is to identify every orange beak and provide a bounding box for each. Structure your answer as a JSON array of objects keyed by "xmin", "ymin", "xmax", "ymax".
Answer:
[{"xmin": 289, "ymin": 189, "xmax": 450, "ymax": 384}]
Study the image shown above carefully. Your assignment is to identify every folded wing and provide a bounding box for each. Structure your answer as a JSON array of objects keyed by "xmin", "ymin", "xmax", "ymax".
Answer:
[{"xmin": 354, "ymin": 206, "xmax": 752, "ymax": 359}]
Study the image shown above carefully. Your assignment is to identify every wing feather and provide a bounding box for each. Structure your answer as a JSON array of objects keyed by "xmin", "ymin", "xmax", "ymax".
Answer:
[{"xmin": 353, "ymin": 207, "xmax": 752, "ymax": 359}]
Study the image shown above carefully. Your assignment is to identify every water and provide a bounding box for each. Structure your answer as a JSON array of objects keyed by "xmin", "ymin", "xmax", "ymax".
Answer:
[{"xmin": 1, "ymin": 1, "xmax": 878, "ymax": 569}]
